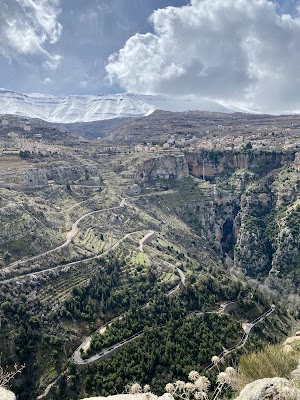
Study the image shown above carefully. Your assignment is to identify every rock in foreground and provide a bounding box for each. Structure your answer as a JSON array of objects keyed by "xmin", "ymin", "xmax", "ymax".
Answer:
[
  {"xmin": 81, "ymin": 394, "xmax": 173, "ymax": 400},
  {"xmin": 234, "ymin": 378, "xmax": 300, "ymax": 400},
  {"xmin": 0, "ymin": 387, "xmax": 17, "ymax": 400}
]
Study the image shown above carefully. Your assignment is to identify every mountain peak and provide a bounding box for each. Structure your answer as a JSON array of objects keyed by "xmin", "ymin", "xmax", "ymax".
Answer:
[{"xmin": 0, "ymin": 89, "xmax": 248, "ymax": 124}]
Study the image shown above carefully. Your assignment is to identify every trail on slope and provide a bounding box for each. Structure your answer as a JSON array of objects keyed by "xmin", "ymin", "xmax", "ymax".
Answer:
[{"xmin": 0, "ymin": 190, "xmax": 176, "ymax": 283}]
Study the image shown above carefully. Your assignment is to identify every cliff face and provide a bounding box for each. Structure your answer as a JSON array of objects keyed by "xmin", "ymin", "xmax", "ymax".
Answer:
[
  {"xmin": 295, "ymin": 152, "xmax": 300, "ymax": 172},
  {"xmin": 12, "ymin": 165, "xmax": 101, "ymax": 187},
  {"xmin": 135, "ymin": 149, "xmax": 299, "ymax": 303},
  {"xmin": 234, "ymin": 160, "xmax": 299, "ymax": 283},
  {"xmin": 136, "ymin": 155, "xmax": 189, "ymax": 182},
  {"xmin": 186, "ymin": 150, "xmax": 295, "ymax": 179},
  {"xmin": 186, "ymin": 150, "xmax": 300, "ymax": 286}
]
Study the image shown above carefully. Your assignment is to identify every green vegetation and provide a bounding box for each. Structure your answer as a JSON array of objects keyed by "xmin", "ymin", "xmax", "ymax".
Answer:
[
  {"xmin": 238, "ymin": 344, "xmax": 299, "ymax": 387},
  {"xmin": 61, "ymin": 256, "xmax": 172, "ymax": 323},
  {"xmin": 19, "ymin": 150, "xmax": 31, "ymax": 159},
  {"xmin": 79, "ymin": 313, "xmax": 242, "ymax": 398},
  {"xmin": 0, "ymin": 114, "xmax": 299, "ymax": 400}
]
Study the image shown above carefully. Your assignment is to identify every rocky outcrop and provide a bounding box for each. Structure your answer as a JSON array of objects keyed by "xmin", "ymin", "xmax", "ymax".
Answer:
[
  {"xmin": 234, "ymin": 188, "xmax": 274, "ymax": 277},
  {"xmin": 233, "ymin": 160, "xmax": 300, "ymax": 280},
  {"xmin": 234, "ymin": 378, "xmax": 300, "ymax": 400},
  {"xmin": 136, "ymin": 155, "xmax": 189, "ymax": 182},
  {"xmin": 80, "ymin": 380, "xmax": 300, "ymax": 400},
  {"xmin": 126, "ymin": 184, "xmax": 142, "ymax": 196},
  {"xmin": 186, "ymin": 150, "xmax": 295, "ymax": 179},
  {"xmin": 0, "ymin": 387, "xmax": 17, "ymax": 400},
  {"xmin": 81, "ymin": 395, "xmax": 151, "ymax": 400},
  {"xmin": 21, "ymin": 168, "xmax": 48, "ymax": 186},
  {"xmin": 12, "ymin": 165, "xmax": 101, "ymax": 187},
  {"xmin": 283, "ymin": 333, "xmax": 300, "ymax": 353},
  {"xmin": 81, "ymin": 394, "xmax": 172, "ymax": 400}
]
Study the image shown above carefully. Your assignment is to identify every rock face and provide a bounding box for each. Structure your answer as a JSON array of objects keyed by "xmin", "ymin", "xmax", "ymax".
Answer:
[
  {"xmin": 126, "ymin": 184, "xmax": 142, "ymax": 196},
  {"xmin": 20, "ymin": 168, "xmax": 48, "ymax": 186},
  {"xmin": 186, "ymin": 150, "xmax": 294, "ymax": 179},
  {"xmin": 136, "ymin": 155, "xmax": 189, "ymax": 182},
  {"xmin": 12, "ymin": 165, "xmax": 101, "ymax": 187},
  {"xmin": 234, "ymin": 378, "xmax": 300, "ymax": 400},
  {"xmin": 234, "ymin": 165, "xmax": 300, "ymax": 280},
  {"xmin": 0, "ymin": 387, "xmax": 17, "ymax": 400},
  {"xmin": 134, "ymin": 149, "xmax": 299, "ymax": 301}
]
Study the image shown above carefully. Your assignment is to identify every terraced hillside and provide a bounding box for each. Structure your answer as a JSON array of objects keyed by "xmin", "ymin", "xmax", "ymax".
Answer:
[{"xmin": 0, "ymin": 113, "xmax": 299, "ymax": 400}]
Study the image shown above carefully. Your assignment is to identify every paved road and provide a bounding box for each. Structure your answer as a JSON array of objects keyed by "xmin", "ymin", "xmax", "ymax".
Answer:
[
  {"xmin": 71, "ymin": 300, "xmax": 236, "ymax": 366},
  {"xmin": 3, "ymin": 189, "xmax": 175, "ymax": 279},
  {"xmin": 138, "ymin": 231, "xmax": 155, "ymax": 252},
  {"xmin": 193, "ymin": 301, "xmax": 237, "ymax": 317},
  {"xmin": 6, "ymin": 203, "xmax": 123, "ymax": 272},
  {"xmin": 0, "ymin": 230, "xmax": 146, "ymax": 284},
  {"xmin": 71, "ymin": 245, "xmax": 187, "ymax": 365},
  {"xmin": 161, "ymin": 260, "xmax": 186, "ymax": 296},
  {"xmin": 203, "ymin": 305, "xmax": 276, "ymax": 371}
]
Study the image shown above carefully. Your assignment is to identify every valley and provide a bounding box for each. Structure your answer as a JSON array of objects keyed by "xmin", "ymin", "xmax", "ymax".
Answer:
[{"xmin": 0, "ymin": 110, "xmax": 299, "ymax": 400}]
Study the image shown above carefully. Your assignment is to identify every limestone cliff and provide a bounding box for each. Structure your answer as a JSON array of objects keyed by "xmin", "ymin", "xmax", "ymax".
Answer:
[
  {"xmin": 234, "ymin": 163, "xmax": 300, "ymax": 287},
  {"xmin": 12, "ymin": 164, "xmax": 101, "ymax": 187},
  {"xmin": 134, "ymin": 149, "xmax": 299, "ymax": 303},
  {"xmin": 186, "ymin": 149, "xmax": 294, "ymax": 179},
  {"xmin": 135, "ymin": 155, "xmax": 189, "ymax": 182}
]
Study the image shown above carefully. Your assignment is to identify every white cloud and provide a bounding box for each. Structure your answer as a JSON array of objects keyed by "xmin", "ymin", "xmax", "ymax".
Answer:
[
  {"xmin": 43, "ymin": 76, "xmax": 52, "ymax": 85},
  {"xmin": 80, "ymin": 80, "xmax": 88, "ymax": 88},
  {"xmin": 43, "ymin": 54, "xmax": 62, "ymax": 70},
  {"xmin": 0, "ymin": 0, "xmax": 62, "ymax": 68},
  {"xmin": 106, "ymin": 0, "xmax": 300, "ymax": 112}
]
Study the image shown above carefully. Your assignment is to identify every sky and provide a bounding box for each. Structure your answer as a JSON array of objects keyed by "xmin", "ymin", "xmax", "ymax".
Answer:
[{"xmin": 0, "ymin": 0, "xmax": 300, "ymax": 112}]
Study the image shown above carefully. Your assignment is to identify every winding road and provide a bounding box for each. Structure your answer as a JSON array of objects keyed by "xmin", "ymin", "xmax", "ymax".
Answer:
[
  {"xmin": 72, "ymin": 301, "xmax": 275, "ymax": 368},
  {"xmin": 0, "ymin": 230, "xmax": 148, "ymax": 284},
  {"xmin": 0, "ymin": 190, "xmax": 174, "ymax": 283},
  {"xmin": 7, "ymin": 202, "xmax": 126, "ymax": 270},
  {"xmin": 203, "ymin": 305, "xmax": 276, "ymax": 371},
  {"xmin": 138, "ymin": 231, "xmax": 155, "ymax": 252},
  {"xmin": 70, "ymin": 225, "xmax": 275, "ymax": 368},
  {"xmin": 71, "ymin": 248, "xmax": 186, "ymax": 365},
  {"xmin": 6, "ymin": 188, "xmax": 276, "ymax": 397}
]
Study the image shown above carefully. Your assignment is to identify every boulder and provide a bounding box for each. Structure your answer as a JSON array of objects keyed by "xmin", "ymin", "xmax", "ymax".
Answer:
[
  {"xmin": 234, "ymin": 378, "xmax": 300, "ymax": 400},
  {"xmin": 0, "ymin": 387, "xmax": 17, "ymax": 400}
]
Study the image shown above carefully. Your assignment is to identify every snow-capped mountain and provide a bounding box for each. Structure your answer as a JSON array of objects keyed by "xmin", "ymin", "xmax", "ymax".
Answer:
[{"xmin": 0, "ymin": 88, "xmax": 247, "ymax": 123}]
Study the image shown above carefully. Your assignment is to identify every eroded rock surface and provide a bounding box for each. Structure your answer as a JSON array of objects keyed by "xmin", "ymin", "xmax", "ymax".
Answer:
[
  {"xmin": 136, "ymin": 155, "xmax": 189, "ymax": 182},
  {"xmin": 234, "ymin": 378, "xmax": 300, "ymax": 400}
]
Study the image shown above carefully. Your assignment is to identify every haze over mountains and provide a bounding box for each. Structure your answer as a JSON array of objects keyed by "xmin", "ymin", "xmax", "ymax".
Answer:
[{"xmin": 0, "ymin": 88, "xmax": 250, "ymax": 124}]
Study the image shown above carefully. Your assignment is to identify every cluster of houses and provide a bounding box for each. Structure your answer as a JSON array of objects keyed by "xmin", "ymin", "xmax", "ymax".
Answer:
[
  {"xmin": 133, "ymin": 123, "xmax": 299, "ymax": 154},
  {"xmin": 0, "ymin": 117, "xmax": 61, "ymax": 156},
  {"xmin": 134, "ymin": 136, "xmax": 199, "ymax": 153}
]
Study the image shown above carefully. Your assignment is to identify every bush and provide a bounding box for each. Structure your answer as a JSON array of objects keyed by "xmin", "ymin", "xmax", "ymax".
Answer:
[{"xmin": 238, "ymin": 345, "xmax": 299, "ymax": 386}]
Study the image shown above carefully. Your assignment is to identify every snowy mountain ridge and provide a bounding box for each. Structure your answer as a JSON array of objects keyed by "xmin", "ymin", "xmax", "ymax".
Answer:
[{"xmin": 0, "ymin": 88, "xmax": 249, "ymax": 123}]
